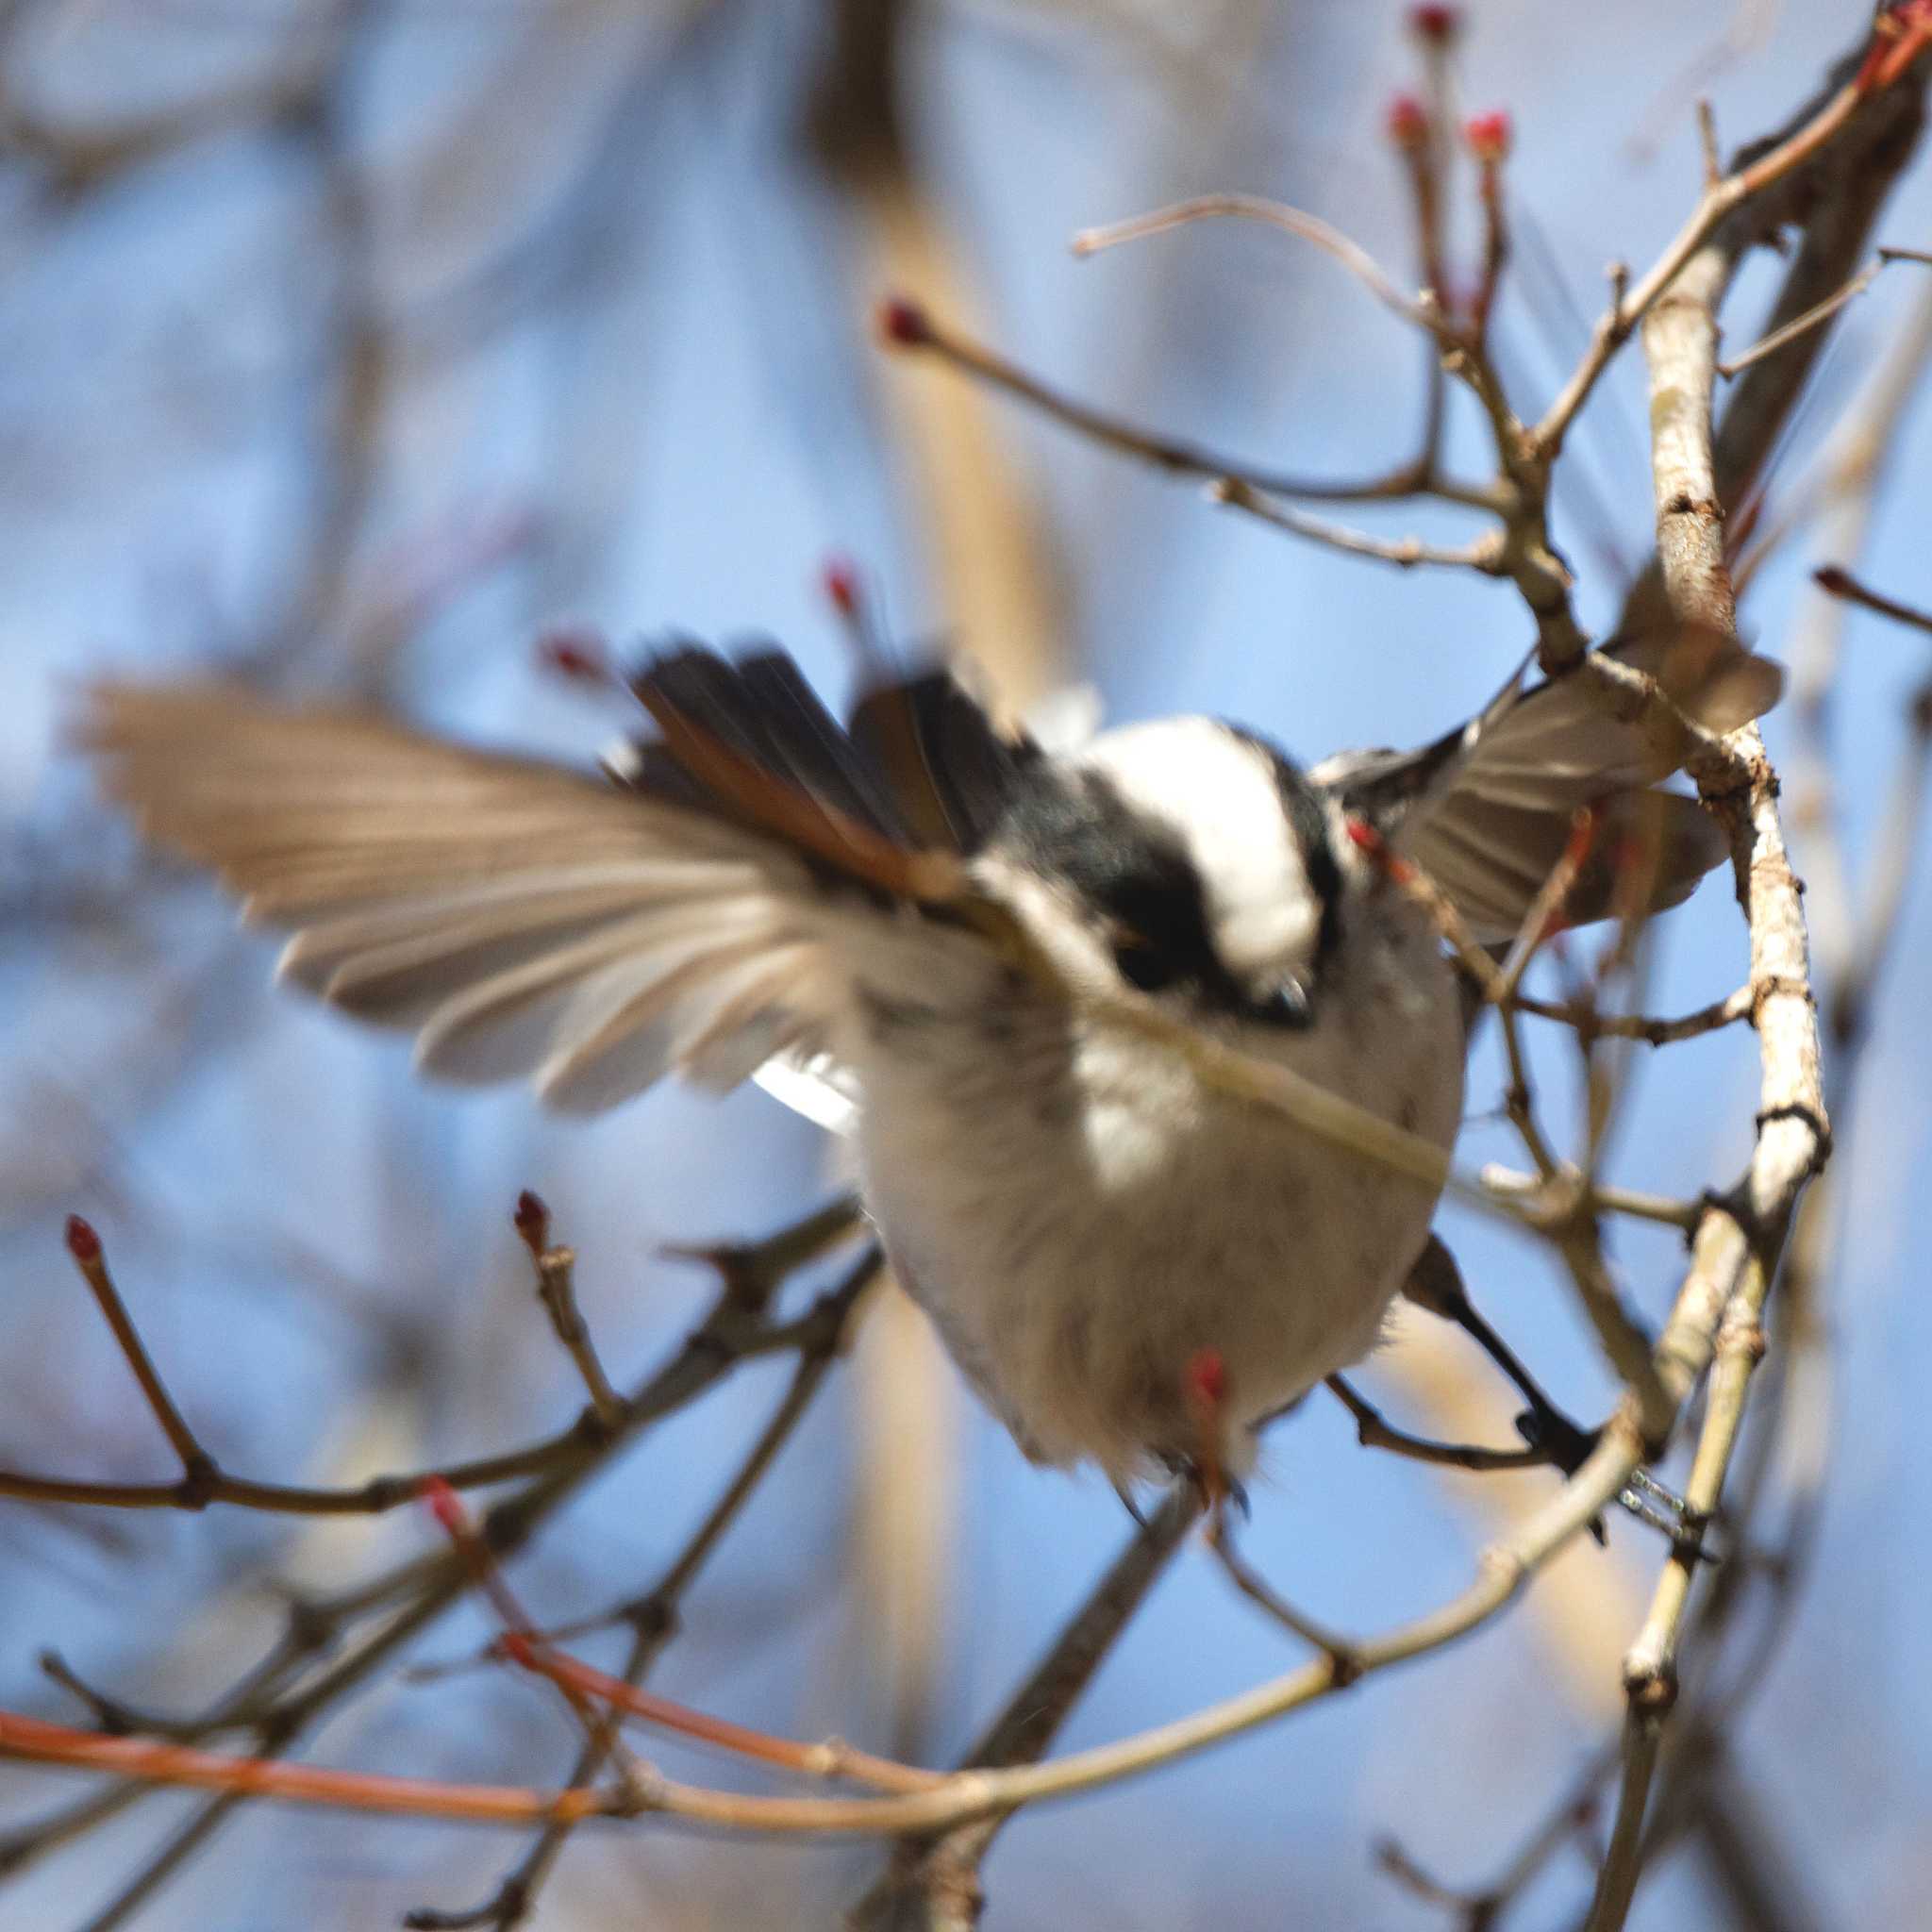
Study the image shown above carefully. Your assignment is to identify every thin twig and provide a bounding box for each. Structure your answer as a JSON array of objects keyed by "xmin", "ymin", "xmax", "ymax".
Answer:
[
  {"xmin": 1481, "ymin": 1167, "xmax": 1703, "ymax": 1233},
  {"xmin": 1697, "ymin": 97, "xmax": 1724, "ymax": 187},
  {"xmin": 513, "ymin": 1192, "xmax": 623, "ymax": 1430},
  {"xmin": 58, "ymin": 1218, "xmax": 211, "ymax": 1493},
  {"xmin": 1510, "ymin": 984, "xmax": 1755, "ymax": 1045},
  {"xmin": 1205, "ymin": 1513, "xmax": 1362, "ymax": 1683},
  {"xmin": 1324, "ymin": 1375, "xmax": 1549, "ymax": 1474},
  {"xmin": 877, "ymin": 295, "xmax": 1499, "ymax": 508},
  {"xmin": 1208, "ymin": 478, "xmax": 1504, "ymax": 572},
  {"xmin": 1812, "ymin": 561, "xmax": 1932, "ymax": 636},
  {"xmin": 1468, "ymin": 121, "xmax": 1512, "ymax": 341},
  {"xmin": 1717, "ymin": 257, "xmax": 1884, "ymax": 377},
  {"xmin": 1534, "ymin": 26, "xmax": 1925, "ymax": 458},
  {"xmin": 405, "ymin": 1332, "xmax": 863, "ymax": 1928},
  {"xmin": 1, "ymin": 1206, "xmax": 868, "ymax": 1518},
  {"xmin": 850, "ymin": 1483, "xmax": 1200, "ymax": 1929},
  {"xmin": 0, "ymin": 1208, "xmax": 879, "ymax": 1907},
  {"xmin": 1072, "ymin": 195, "xmax": 1445, "ymax": 341},
  {"xmin": 0, "ymin": 1397, "xmax": 1703, "ymax": 1838}
]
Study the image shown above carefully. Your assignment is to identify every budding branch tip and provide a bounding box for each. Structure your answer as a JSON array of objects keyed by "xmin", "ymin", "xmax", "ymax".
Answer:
[
  {"xmin": 514, "ymin": 1190, "xmax": 550, "ymax": 1251},
  {"xmin": 876, "ymin": 296, "xmax": 932, "ymax": 348}
]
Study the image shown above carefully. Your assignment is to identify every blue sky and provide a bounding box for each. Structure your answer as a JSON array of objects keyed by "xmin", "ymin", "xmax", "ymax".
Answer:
[{"xmin": 3, "ymin": 4, "xmax": 1929, "ymax": 1926}]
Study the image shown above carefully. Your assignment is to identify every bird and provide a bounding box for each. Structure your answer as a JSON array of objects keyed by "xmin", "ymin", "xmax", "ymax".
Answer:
[{"xmin": 81, "ymin": 626, "xmax": 1778, "ymax": 1490}]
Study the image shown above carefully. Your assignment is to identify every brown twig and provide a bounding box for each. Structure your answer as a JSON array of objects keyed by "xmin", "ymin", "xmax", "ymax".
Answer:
[
  {"xmin": 0, "ymin": 1208, "xmax": 878, "ymax": 1918},
  {"xmin": 875, "ymin": 295, "xmax": 1499, "ymax": 509},
  {"xmin": 0, "ymin": 1396, "xmax": 1712, "ymax": 1840},
  {"xmin": 513, "ymin": 1192, "xmax": 623, "ymax": 1430},
  {"xmin": 1376, "ymin": 1750, "xmax": 1607, "ymax": 1929},
  {"xmin": 1, "ymin": 1203, "xmax": 867, "ymax": 1519},
  {"xmin": 850, "ymin": 1483, "xmax": 1201, "ymax": 1930},
  {"xmin": 1208, "ymin": 477, "xmax": 1505, "ymax": 573},
  {"xmin": 408, "ymin": 1328, "xmax": 866, "ymax": 1929},
  {"xmin": 1535, "ymin": 22, "xmax": 1929, "ymax": 465},
  {"xmin": 1072, "ymin": 194, "xmax": 1447, "ymax": 341},
  {"xmin": 1324, "ymin": 1375, "xmax": 1549, "ymax": 1474},
  {"xmin": 58, "ymin": 1217, "xmax": 212, "ymax": 1498},
  {"xmin": 1811, "ymin": 560, "xmax": 1932, "ymax": 636},
  {"xmin": 1465, "ymin": 112, "xmax": 1512, "ymax": 341},
  {"xmin": 1510, "ymin": 984, "xmax": 1755, "ymax": 1046},
  {"xmin": 1205, "ymin": 1512, "xmax": 1362, "ymax": 1683},
  {"xmin": 1716, "ymin": 257, "xmax": 1885, "ymax": 378}
]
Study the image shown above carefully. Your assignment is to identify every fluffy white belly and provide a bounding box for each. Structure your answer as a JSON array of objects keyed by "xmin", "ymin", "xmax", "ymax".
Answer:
[{"xmin": 842, "ymin": 915, "xmax": 1465, "ymax": 1482}]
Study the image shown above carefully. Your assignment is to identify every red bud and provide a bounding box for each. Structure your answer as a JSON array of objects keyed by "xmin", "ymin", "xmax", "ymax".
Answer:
[
  {"xmin": 64, "ymin": 1215, "xmax": 101, "ymax": 1264},
  {"xmin": 823, "ymin": 556, "xmax": 861, "ymax": 617},
  {"xmin": 536, "ymin": 626, "xmax": 611, "ymax": 683},
  {"xmin": 513, "ymin": 1190, "xmax": 549, "ymax": 1251},
  {"xmin": 1385, "ymin": 93, "xmax": 1429, "ymax": 149},
  {"xmin": 1463, "ymin": 110, "xmax": 1512, "ymax": 164},
  {"xmin": 1408, "ymin": 5, "xmax": 1461, "ymax": 43},
  {"xmin": 877, "ymin": 296, "xmax": 932, "ymax": 348}
]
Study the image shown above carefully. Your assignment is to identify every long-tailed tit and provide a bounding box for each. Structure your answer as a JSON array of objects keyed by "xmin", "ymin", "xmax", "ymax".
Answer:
[{"xmin": 83, "ymin": 628, "xmax": 1776, "ymax": 1486}]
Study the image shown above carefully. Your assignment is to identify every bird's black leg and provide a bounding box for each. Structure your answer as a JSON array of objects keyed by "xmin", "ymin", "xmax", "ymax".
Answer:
[{"xmin": 1401, "ymin": 1237, "xmax": 1705, "ymax": 1552}]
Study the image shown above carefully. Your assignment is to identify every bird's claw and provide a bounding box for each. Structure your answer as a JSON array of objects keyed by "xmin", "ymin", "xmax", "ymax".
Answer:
[{"xmin": 1512, "ymin": 1408, "xmax": 1714, "ymax": 1557}]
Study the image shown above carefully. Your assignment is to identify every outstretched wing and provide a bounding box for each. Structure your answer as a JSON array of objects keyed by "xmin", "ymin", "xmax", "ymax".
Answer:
[
  {"xmin": 81, "ymin": 655, "xmax": 1010, "ymax": 1117},
  {"xmin": 1314, "ymin": 629, "xmax": 1782, "ymax": 943}
]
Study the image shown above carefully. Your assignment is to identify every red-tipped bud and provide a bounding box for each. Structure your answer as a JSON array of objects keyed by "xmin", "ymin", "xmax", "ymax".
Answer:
[
  {"xmin": 536, "ymin": 625, "xmax": 611, "ymax": 683},
  {"xmin": 513, "ymin": 1189, "xmax": 549, "ymax": 1252},
  {"xmin": 1408, "ymin": 4, "xmax": 1461, "ymax": 44},
  {"xmin": 876, "ymin": 295, "xmax": 932, "ymax": 348},
  {"xmin": 1812, "ymin": 564, "xmax": 1854, "ymax": 597},
  {"xmin": 822, "ymin": 556, "xmax": 861, "ymax": 618},
  {"xmin": 1463, "ymin": 110, "xmax": 1512, "ymax": 164},
  {"xmin": 1385, "ymin": 93, "xmax": 1429, "ymax": 149},
  {"xmin": 64, "ymin": 1215, "xmax": 101, "ymax": 1264}
]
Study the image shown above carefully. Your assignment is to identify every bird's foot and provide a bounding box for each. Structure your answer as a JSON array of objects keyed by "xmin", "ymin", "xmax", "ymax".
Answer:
[{"xmin": 1512, "ymin": 1408, "xmax": 1714, "ymax": 1558}]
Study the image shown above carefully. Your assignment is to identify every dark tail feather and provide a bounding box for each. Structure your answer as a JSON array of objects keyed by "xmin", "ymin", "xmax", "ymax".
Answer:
[
  {"xmin": 625, "ymin": 645, "xmax": 1037, "ymax": 866},
  {"xmin": 850, "ymin": 671, "xmax": 1041, "ymax": 853}
]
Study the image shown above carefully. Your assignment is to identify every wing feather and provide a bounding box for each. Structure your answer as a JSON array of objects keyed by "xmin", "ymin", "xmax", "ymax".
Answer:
[
  {"xmin": 81, "ymin": 682, "xmax": 843, "ymax": 1114},
  {"xmin": 1324, "ymin": 629, "xmax": 1779, "ymax": 942}
]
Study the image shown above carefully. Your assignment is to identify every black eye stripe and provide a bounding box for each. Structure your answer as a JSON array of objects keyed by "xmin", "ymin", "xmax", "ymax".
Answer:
[
  {"xmin": 996, "ymin": 764, "xmax": 1312, "ymax": 1024},
  {"xmin": 997, "ymin": 766, "xmax": 1224, "ymax": 985}
]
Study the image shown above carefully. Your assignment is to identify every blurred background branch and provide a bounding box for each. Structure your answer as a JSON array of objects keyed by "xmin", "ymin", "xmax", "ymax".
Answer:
[{"xmin": 5, "ymin": 3, "xmax": 1932, "ymax": 1928}]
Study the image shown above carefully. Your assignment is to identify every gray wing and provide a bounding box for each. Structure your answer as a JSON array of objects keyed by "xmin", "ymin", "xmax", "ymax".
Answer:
[
  {"xmin": 1313, "ymin": 630, "xmax": 1782, "ymax": 943},
  {"xmin": 81, "ymin": 682, "xmax": 847, "ymax": 1115}
]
